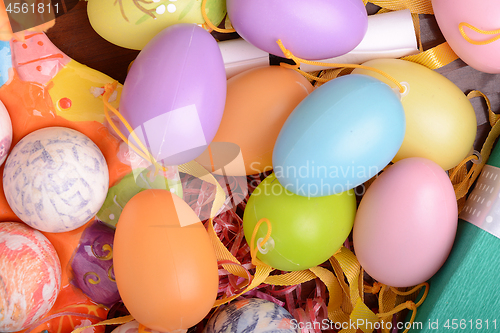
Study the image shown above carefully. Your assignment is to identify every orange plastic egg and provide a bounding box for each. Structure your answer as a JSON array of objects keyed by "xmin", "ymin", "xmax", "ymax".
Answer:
[
  {"xmin": 199, "ymin": 66, "xmax": 313, "ymax": 176},
  {"xmin": 113, "ymin": 189, "xmax": 219, "ymax": 332}
]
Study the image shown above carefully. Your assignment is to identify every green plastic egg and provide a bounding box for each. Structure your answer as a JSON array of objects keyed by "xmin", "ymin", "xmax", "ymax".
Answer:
[{"xmin": 243, "ymin": 173, "xmax": 356, "ymax": 271}]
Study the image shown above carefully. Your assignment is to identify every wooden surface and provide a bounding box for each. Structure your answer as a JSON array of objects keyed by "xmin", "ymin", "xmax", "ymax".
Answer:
[{"xmin": 46, "ymin": 1, "xmax": 140, "ymax": 84}]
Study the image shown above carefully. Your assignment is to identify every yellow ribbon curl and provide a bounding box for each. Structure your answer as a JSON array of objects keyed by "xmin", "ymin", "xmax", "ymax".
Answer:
[{"xmin": 459, "ymin": 22, "xmax": 500, "ymax": 45}]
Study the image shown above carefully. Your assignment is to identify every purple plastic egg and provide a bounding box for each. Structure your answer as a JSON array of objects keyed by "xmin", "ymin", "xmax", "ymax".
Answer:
[
  {"xmin": 71, "ymin": 221, "xmax": 120, "ymax": 307},
  {"xmin": 120, "ymin": 24, "xmax": 226, "ymax": 166},
  {"xmin": 227, "ymin": 0, "xmax": 368, "ymax": 60}
]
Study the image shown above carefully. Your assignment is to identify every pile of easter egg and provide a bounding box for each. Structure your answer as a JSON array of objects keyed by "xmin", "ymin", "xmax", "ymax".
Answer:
[{"xmin": 1, "ymin": 0, "xmax": 499, "ymax": 332}]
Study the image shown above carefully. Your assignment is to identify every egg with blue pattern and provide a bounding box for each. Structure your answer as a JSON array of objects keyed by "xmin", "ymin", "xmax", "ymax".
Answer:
[
  {"xmin": 203, "ymin": 298, "xmax": 298, "ymax": 333},
  {"xmin": 3, "ymin": 127, "xmax": 109, "ymax": 233}
]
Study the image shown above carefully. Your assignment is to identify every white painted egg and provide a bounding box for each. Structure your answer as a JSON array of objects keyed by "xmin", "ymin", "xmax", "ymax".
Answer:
[{"xmin": 3, "ymin": 127, "xmax": 109, "ymax": 232}]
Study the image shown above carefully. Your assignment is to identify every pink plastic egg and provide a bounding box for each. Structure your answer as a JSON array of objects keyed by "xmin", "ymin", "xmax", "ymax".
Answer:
[
  {"xmin": 353, "ymin": 158, "xmax": 458, "ymax": 287},
  {"xmin": 0, "ymin": 222, "xmax": 61, "ymax": 332},
  {"xmin": 432, "ymin": 0, "xmax": 500, "ymax": 73},
  {"xmin": 227, "ymin": 0, "xmax": 368, "ymax": 60}
]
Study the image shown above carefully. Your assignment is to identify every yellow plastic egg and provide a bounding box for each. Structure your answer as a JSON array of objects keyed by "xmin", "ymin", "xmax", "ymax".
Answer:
[
  {"xmin": 352, "ymin": 59, "xmax": 476, "ymax": 170},
  {"xmin": 87, "ymin": 0, "xmax": 227, "ymax": 50}
]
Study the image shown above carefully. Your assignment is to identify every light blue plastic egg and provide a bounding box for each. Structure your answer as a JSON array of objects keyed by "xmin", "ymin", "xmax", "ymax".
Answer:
[{"xmin": 272, "ymin": 74, "xmax": 405, "ymax": 197}]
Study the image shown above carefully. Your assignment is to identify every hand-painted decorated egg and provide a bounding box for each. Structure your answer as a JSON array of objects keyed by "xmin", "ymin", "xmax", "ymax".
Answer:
[
  {"xmin": 227, "ymin": 0, "xmax": 368, "ymax": 59},
  {"xmin": 114, "ymin": 189, "xmax": 219, "ymax": 332},
  {"xmin": 9, "ymin": 32, "xmax": 123, "ymax": 124},
  {"xmin": 204, "ymin": 298, "xmax": 298, "ymax": 333},
  {"xmin": 205, "ymin": 66, "xmax": 313, "ymax": 176},
  {"xmin": 87, "ymin": 0, "xmax": 227, "ymax": 50},
  {"xmin": 0, "ymin": 222, "xmax": 61, "ymax": 332},
  {"xmin": 352, "ymin": 59, "xmax": 476, "ymax": 170},
  {"xmin": 71, "ymin": 221, "xmax": 119, "ymax": 307},
  {"xmin": 120, "ymin": 24, "xmax": 226, "ymax": 166},
  {"xmin": 3, "ymin": 127, "xmax": 109, "ymax": 233},
  {"xmin": 432, "ymin": 0, "xmax": 500, "ymax": 73},
  {"xmin": 0, "ymin": 99, "xmax": 12, "ymax": 166},
  {"xmin": 273, "ymin": 74, "xmax": 405, "ymax": 197},
  {"xmin": 353, "ymin": 158, "xmax": 458, "ymax": 287},
  {"xmin": 111, "ymin": 320, "xmax": 162, "ymax": 333},
  {"xmin": 243, "ymin": 173, "xmax": 356, "ymax": 271}
]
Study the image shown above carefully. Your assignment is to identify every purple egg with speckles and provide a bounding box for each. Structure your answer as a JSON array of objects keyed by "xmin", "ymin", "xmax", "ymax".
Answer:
[
  {"xmin": 227, "ymin": 0, "xmax": 368, "ymax": 60},
  {"xmin": 71, "ymin": 221, "xmax": 120, "ymax": 307},
  {"xmin": 203, "ymin": 298, "xmax": 298, "ymax": 333},
  {"xmin": 120, "ymin": 23, "xmax": 226, "ymax": 166}
]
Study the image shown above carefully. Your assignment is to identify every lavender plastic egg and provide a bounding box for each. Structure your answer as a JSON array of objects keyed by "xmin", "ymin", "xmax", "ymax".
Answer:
[
  {"xmin": 203, "ymin": 298, "xmax": 298, "ymax": 333},
  {"xmin": 71, "ymin": 221, "xmax": 119, "ymax": 307},
  {"xmin": 227, "ymin": 0, "xmax": 368, "ymax": 59},
  {"xmin": 120, "ymin": 24, "xmax": 226, "ymax": 166}
]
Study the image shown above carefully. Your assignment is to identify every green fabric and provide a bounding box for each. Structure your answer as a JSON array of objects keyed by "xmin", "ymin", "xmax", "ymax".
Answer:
[
  {"xmin": 486, "ymin": 142, "xmax": 500, "ymax": 168},
  {"xmin": 409, "ymin": 220, "xmax": 500, "ymax": 332}
]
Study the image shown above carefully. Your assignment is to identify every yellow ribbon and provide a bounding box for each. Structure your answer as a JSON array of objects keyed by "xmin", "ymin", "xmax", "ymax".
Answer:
[
  {"xmin": 402, "ymin": 42, "xmax": 458, "ymax": 70},
  {"xmin": 276, "ymin": 39, "xmax": 406, "ymax": 93},
  {"xmin": 103, "ymin": 82, "xmax": 166, "ymax": 177},
  {"xmin": 459, "ymin": 22, "xmax": 500, "ymax": 45},
  {"xmin": 451, "ymin": 91, "xmax": 500, "ymax": 211},
  {"xmin": 366, "ymin": 1, "xmax": 459, "ymax": 70}
]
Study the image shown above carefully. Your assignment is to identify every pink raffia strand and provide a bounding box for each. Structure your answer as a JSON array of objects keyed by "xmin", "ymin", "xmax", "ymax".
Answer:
[{"xmin": 245, "ymin": 290, "xmax": 286, "ymax": 307}]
